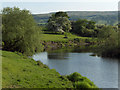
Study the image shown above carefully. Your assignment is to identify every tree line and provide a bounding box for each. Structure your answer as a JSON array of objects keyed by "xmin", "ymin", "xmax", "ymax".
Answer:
[{"xmin": 46, "ymin": 11, "xmax": 118, "ymax": 37}]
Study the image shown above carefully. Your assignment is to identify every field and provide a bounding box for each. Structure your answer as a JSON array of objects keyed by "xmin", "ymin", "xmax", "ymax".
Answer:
[{"xmin": 41, "ymin": 32, "xmax": 95, "ymax": 42}]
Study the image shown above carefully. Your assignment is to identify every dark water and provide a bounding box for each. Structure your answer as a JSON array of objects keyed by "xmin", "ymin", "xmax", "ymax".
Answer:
[{"xmin": 32, "ymin": 49, "xmax": 118, "ymax": 88}]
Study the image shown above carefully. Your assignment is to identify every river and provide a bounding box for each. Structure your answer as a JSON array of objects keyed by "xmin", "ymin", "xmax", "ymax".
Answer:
[{"xmin": 32, "ymin": 48, "xmax": 118, "ymax": 88}]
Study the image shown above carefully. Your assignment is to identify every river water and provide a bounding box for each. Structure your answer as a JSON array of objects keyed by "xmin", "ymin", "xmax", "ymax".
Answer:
[{"xmin": 32, "ymin": 48, "xmax": 118, "ymax": 88}]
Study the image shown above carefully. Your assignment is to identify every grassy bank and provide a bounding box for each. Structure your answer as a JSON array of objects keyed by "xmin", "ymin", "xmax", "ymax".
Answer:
[
  {"xmin": 2, "ymin": 50, "xmax": 98, "ymax": 88},
  {"xmin": 40, "ymin": 32, "xmax": 97, "ymax": 51},
  {"xmin": 2, "ymin": 51, "xmax": 73, "ymax": 88}
]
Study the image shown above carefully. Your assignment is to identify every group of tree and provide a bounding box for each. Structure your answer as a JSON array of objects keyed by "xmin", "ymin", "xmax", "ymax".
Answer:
[
  {"xmin": 46, "ymin": 12, "xmax": 101, "ymax": 37},
  {"xmin": 2, "ymin": 7, "xmax": 42, "ymax": 55},
  {"xmin": 47, "ymin": 12, "xmax": 119, "ymax": 38}
]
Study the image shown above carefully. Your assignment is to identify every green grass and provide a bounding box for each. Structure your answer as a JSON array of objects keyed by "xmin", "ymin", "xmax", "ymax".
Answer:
[
  {"xmin": 41, "ymin": 33, "xmax": 95, "ymax": 42},
  {"xmin": 2, "ymin": 51, "xmax": 98, "ymax": 89},
  {"xmin": 2, "ymin": 50, "xmax": 73, "ymax": 88}
]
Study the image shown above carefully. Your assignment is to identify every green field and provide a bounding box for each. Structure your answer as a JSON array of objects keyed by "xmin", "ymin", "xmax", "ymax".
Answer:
[{"xmin": 41, "ymin": 33, "xmax": 95, "ymax": 42}]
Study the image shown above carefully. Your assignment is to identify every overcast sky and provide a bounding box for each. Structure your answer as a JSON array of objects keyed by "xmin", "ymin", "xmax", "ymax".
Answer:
[{"xmin": 1, "ymin": 0, "xmax": 119, "ymax": 14}]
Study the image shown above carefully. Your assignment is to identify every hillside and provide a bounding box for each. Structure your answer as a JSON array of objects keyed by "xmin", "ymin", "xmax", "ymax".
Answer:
[{"xmin": 33, "ymin": 11, "xmax": 118, "ymax": 25}]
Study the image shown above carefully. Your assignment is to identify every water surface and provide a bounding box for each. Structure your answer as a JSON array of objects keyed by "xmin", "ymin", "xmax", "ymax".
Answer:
[{"xmin": 32, "ymin": 49, "xmax": 118, "ymax": 88}]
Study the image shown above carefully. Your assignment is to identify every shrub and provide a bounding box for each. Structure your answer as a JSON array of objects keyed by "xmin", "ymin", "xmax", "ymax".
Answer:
[
  {"xmin": 67, "ymin": 72, "xmax": 98, "ymax": 89},
  {"xmin": 67, "ymin": 72, "xmax": 82, "ymax": 82},
  {"xmin": 75, "ymin": 81, "xmax": 91, "ymax": 89},
  {"xmin": 81, "ymin": 77, "xmax": 97, "ymax": 88}
]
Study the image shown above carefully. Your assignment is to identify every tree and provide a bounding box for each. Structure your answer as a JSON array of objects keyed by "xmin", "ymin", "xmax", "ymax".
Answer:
[
  {"xmin": 97, "ymin": 25, "xmax": 119, "ymax": 58},
  {"xmin": 97, "ymin": 26, "xmax": 116, "ymax": 40},
  {"xmin": 54, "ymin": 12, "xmax": 69, "ymax": 18},
  {"xmin": 47, "ymin": 11, "xmax": 71, "ymax": 33},
  {"xmin": 71, "ymin": 19, "xmax": 96, "ymax": 37},
  {"xmin": 86, "ymin": 21, "xmax": 96, "ymax": 29},
  {"xmin": 2, "ymin": 7, "xmax": 42, "ymax": 55}
]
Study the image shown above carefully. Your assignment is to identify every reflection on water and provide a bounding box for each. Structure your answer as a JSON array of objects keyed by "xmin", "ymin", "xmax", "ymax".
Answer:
[
  {"xmin": 32, "ymin": 49, "xmax": 118, "ymax": 88},
  {"xmin": 48, "ymin": 53, "xmax": 69, "ymax": 60}
]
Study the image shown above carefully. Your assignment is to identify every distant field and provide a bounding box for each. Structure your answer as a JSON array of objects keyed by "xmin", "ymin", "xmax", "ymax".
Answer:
[{"xmin": 33, "ymin": 11, "xmax": 118, "ymax": 25}]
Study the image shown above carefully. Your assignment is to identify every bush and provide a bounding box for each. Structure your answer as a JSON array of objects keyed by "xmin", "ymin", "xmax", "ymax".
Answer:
[
  {"xmin": 75, "ymin": 81, "xmax": 91, "ymax": 89},
  {"xmin": 81, "ymin": 77, "xmax": 97, "ymax": 88},
  {"xmin": 67, "ymin": 72, "xmax": 98, "ymax": 89},
  {"xmin": 67, "ymin": 72, "xmax": 82, "ymax": 82}
]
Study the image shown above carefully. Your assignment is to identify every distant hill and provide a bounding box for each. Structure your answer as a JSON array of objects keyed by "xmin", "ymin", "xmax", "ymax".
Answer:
[{"xmin": 32, "ymin": 11, "xmax": 118, "ymax": 26}]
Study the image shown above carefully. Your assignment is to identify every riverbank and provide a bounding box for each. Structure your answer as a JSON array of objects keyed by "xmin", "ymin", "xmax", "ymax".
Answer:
[
  {"xmin": 2, "ymin": 50, "xmax": 98, "ymax": 88},
  {"xmin": 2, "ymin": 50, "xmax": 73, "ymax": 88},
  {"xmin": 40, "ymin": 33, "xmax": 97, "ymax": 51}
]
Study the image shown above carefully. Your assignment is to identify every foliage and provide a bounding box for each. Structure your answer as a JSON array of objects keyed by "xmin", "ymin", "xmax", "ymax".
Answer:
[
  {"xmin": 54, "ymin": 12, "xmax": 69, "ymax": 18},
  {"xmin": 2, "ymin": 50, "xmax": 73, "ymax": 88},
  {"xmin": 47, "ymin": 11, "xmax": 71, "ymax": 33},
  {"xmin": 75, "ymin": 82, "xmax": 91, "ymax": 89},
  {"xmin": 2, "ymin": 7, "xmax": 42, "ymax": 56},
  {"xmin": 97, "ymin": 25, "xmax": 119, "ymax": 58},
  {"xmin": 97, "ymin": 26, "xmax": 116, "ymax": 40},
  {"xmin": 71, "ymin": 19, "xmax": 96, "ymax": 37},
  {"xmin": 67, "ymin": 72, "xmax": 82, "ymax": 82},
  {"xmin": 67, "ymin": 72, "xmax": 98, "ymax": 89}
]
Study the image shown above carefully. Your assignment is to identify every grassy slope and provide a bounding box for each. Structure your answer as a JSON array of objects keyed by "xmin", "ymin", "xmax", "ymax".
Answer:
[{"xmin": 2, "ymin": 51, "xmax": 73, "ymax": 88}]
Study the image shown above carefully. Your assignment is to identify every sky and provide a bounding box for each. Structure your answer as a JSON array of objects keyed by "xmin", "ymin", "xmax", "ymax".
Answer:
[{"xmin": 1, "ymin": 0, "xmax": 120, "ymax": 14}]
